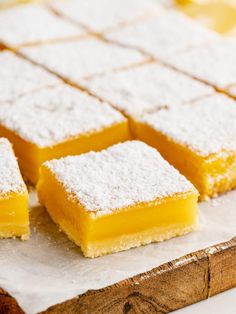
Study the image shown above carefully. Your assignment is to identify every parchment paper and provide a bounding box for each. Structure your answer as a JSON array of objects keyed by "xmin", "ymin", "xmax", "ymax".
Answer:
[{"xmin": 0, "ymin": 189, "xmax": 236, "ymax": 314}]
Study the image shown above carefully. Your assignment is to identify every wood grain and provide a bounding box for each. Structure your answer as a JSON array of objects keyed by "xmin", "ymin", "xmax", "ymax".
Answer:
[
  {"xmin": 0, "ymin": 44, "xmax": 7, "ymax": 50},
  {"xmin": 0, "ymin": 288, "xmax": 25, "ymax": 314},
  {"xmin": 207, "ymin": 237, "xmax": 236, "ymax": 296},
  {"xmin": 1, "ymin": 237, "xmax": 236, "ymax": 314},
  {"xmin": 41, "ymin": 251, "xmax": 209, "ymax": 314}
]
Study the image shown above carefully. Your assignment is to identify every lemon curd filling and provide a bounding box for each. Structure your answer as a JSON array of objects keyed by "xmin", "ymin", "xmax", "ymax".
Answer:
[
  {"xmin": 0, "ymin": 191, "xmax": 29, "ymax": 239},
  {"xmin": 133, "ymin": 94, "xmax": 236, "ymax": 200},
  {"xmin": 37, "ymin": 141, "xmax": 198, "ymax": 258},
  {"xmin": 0, "ymin": 138, "xmax": 29, "ymax": 239},
  {"xmin": 0, "ymin": 85, "xmax": 130, "ymax": 184},
  {"xmin": 0, "ymin": 120, "xmax": 130, "ymax": 184}
]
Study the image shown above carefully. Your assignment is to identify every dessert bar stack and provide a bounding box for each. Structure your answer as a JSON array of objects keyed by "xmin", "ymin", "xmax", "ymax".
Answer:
[{"xmin": 0, "ymin": 0, "xmax": 236, "ymax": 257}]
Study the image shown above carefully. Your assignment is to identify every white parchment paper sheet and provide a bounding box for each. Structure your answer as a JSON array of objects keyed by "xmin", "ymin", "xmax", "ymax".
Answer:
[{"xmin": 0, "ymin": 189, "xmax": 236, "ymax": 314}]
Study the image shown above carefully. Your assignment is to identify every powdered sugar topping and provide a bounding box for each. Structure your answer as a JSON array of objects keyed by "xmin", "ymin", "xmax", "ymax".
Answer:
[
  {"xmin": 168, "ymin": 39, "xmax": 236, "ymax": 90},
  {"xmin": 81, "ymin": 62, "xmax": 214, "ymax": 117},
  {"xmin": 0, "ymin": 85, "xmax": 125, "ymax": 148},
  {"xmin": 0, "ymin": 4, "xmax": 85, "ymax": 47},
  {"xmin": 45, "ymin": 141, "xmax": 196, "ymax": 214},
  {"xmin": 106, "ymin": 11, "xmax": 219, "ymax": 62},
  {"xmin": 139, "ymin": 94, "xmax": 236, "ymax": 156},
  {"xmin": 0, "ymin": 138, "xmax": 26, "ymax": 196},
  {"xmin": 0, "ymin": 51, "xmax": 60, "ymax": 103},
  {"xmin": 20, "ymin": 37, "xmax": 147, "ymax": 83},
  {"xmin": 50, "ymin": 0, "xmax": 162, "ymax": 32}
]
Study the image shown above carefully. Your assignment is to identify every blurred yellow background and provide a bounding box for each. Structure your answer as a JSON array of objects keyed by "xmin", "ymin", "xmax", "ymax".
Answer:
[
  {"xmin": 176, "ymin": 0, "xmax": 236, "ymax": 34},
  {"xmin": 0, "ymin": 0, "xmax": 43, "ymax": 9},
  {"xmin": 0, "ymin": 0, "xmax": 236, "ymax": 36}
]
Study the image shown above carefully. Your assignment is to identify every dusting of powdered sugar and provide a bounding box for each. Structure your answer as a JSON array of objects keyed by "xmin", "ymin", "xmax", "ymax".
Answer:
[
  {"xmin": 20, "ymin": 37, "xmax": 147, "ymax": 83},
  {"xmin": 105, "ymin": 10, "xmax": 219, "ymax": 62},
  {"xmin": 0, "ymin": 85, "xmax": 125, "ymax": 148},
  {"xmin": 0, "ymin": 138, "xmax": 27, "ymax": 196},
  {"xmin": 138, "ymin": 93, "xmax": 236, "ymax": 157},
  {"xmin": 0, "ymin": 3, "xmax": 85, "ymax": 47},
  {"xmin": 0, "ymin": 50, "xmax": 60, "ymax": 103},
  {"xmin": 49, "ymin": 0, "xmax": 162, "ymax": 32},
  {"xmin": 81, "ymin": 62, "xmax": 214, "ymax": 117},
  {"xmin": 45, "ymin": 141, "xmax": 196, "ymax": 215},
  {"xmin": 168, "ymin": 39, "xmax": 236, "ymax": 91}
]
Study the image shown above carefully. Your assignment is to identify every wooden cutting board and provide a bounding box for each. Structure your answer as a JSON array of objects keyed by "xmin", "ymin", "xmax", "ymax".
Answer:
[{"xmin": 1, "ymin": 237, "xmax": 236, "ymax": 313}]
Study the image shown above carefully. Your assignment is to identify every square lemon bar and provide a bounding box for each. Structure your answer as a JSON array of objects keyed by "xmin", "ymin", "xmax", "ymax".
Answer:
[
  {"xmin": 49, "ymin": 0, "xmax": 162, "ymax": 32},
  {"xmin": 0, "ymin": 50, "xmax": 60, "ymax": 103},
  {"xmin": 0, "ymin": 85, "xmax": 130, "ymax": 184},
  {"xmin": 20, "ymin": 37, "xmax": 147, "ymax": 85},
  {"xmin": 133, "ymin": 94, "xmax": 236, "ymax": 200},
  {"xmin": 0, "ymin": 3, "xmax": 85, "ymax": 48},
  {"xmin": 81, "ymin": 62, "xmax": 214, "ymax": 118},
  {"xmin": 37, "ymin": 141, "xmax": 198, "ymax": 258},
  {"xmin": 167, "ymin": 40, "xmax": 236, "ymax": 98},
  {"xmin": 0, "ymin": 138, "xmax": 29, "ymax": 239},
  {"xmin": 105, "ymin": 11, "xmax": 219, "ymax": 63}
]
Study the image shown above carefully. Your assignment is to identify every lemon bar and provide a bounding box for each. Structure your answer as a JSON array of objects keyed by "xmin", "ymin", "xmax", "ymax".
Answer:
[
  {"xmin": 81, "ymin": 62, "xmax": 214, "ymax": 118},
  {"xmin": 105, "ymin": 11, "xmax": 219, "ymax": 63},
  {"xmin": 37, "ymin": 141, "xmax": 198, "ymax": 258},
  {"xmin": 20, "ymin": 37, "xmax": 147, "ymax": 85},
  {"xmin": 0, "ymin": 3, "xmax": 85, "ymax": 48},
  {"xmin": 133, "ymin": 94, "xmax": 236, "ymax": 200},
  {"xmin": 167, "ymin": 40, "xmax": 236, "ymax": 97},
  {"xmin": 0, "ymin": 50, "xmax": 60, "ymax": 103},
  {"xmin": 0, "ymin": 85, "xmax": 130, "ymax": 184},
  {"xmin": 0, "ymin": 138, "xmax": 29, "ymax": 239},
  {"xmin": 49, "ymin": 0, "xmax": 162, "ymax": 32}
]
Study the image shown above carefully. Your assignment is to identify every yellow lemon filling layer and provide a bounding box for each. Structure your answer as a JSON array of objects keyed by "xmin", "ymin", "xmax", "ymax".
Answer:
[
  {"xmin": 0, "ymin": 121, "xmax": 130, "ymax": 184},
  {"xmin": 0, "ymin": 191, "xmax": 29, "ymax": 240},
  {"xmin": 0, "ymin": 138, "xmax": 29, "ymax": 239}
]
